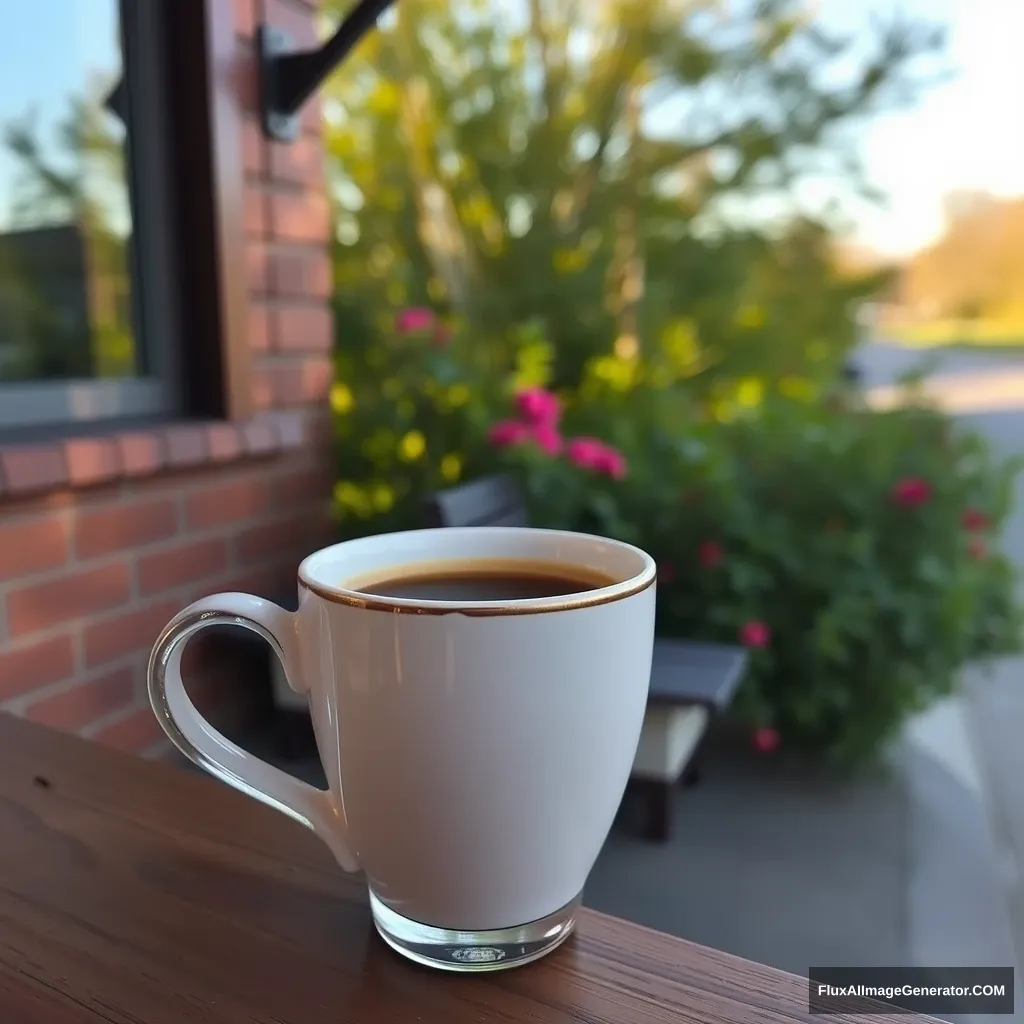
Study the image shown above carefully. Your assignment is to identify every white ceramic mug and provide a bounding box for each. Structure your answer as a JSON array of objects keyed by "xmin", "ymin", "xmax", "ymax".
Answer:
[{"xmin": 148, "ymin": 527, "xmax": 656, "ymax": 971}]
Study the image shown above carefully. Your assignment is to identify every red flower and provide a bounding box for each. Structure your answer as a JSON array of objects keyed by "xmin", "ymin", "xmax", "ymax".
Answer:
[
  {"xmin": 531, "ymin": 423, "xmax": 564, "ymax": 456},
  {"xmin": 396, "ymin": 307, "xmax": 434, "ymax": 334},
  {"xmin": 515, "ymin": 388, "xmax": 561, "ymax": 426},
  {"xmin": 565, "ymin": 437, "xmax": 629, "ymax": 479},
  {"xmin": 698, "ymin": 539, "xmax": 723, "ymax": 568},
  {"xmin": 891, "ymin": 477, "xmax": 932, "ymax": 508},
  {"xmin": 969, "ymin": 536, "xmax": 988, "ymax": 561},
  {"xmin": 752, "ymin": 727, "xmax": 780, "ymax": 753},
  {"xmin": 739, "ymin": 620, "xmax": 770, "ymax": 648},
  {"xmin": 962, "ymin": 507, "xmax": 989, "ymax": 532},
  {"xmin": 488, "ymin": 420, "xmax": 530, "ymax": 448},
  {"xmin": 657, "ymin": 562, "xmax": 676, "ymax": 584}
]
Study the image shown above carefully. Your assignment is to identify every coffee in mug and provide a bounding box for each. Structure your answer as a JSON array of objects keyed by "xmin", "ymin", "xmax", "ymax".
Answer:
[
  {"xmin": 148, "ymin": 527, "xmax": 656, "ymax": 972},
  {"xmin": 350, "ymin": 559, "xmax": 616, "ymax": 601}
]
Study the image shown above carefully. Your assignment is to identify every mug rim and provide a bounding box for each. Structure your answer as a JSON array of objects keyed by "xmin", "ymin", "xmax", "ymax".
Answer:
[{"xmin": 297, "ymin": 527, "xmax": 656, "ymax": 617}]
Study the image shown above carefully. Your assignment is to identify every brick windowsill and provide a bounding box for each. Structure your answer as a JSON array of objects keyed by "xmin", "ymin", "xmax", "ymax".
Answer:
[{"xmin": 0, "ymin": 410, "xmax": 321, "ymax": 501}]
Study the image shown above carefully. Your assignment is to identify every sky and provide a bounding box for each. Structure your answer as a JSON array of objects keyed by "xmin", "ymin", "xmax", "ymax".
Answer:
[
  {"xmin": 826, "ymin": 0, "xmax": 1024, "ymax": 256},
  {"xmin": 0, "ymin": 0, "xmax": 1019, "ymax": 258},
  {"xmin": 0, "ymin": 1, "xmax": 122, "ymax": 232}
]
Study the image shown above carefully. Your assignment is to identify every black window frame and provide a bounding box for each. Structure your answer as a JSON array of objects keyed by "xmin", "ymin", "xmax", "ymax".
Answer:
[{"xmin": 0, "ymin": 0, "xmax": 184, "ymax": 434}]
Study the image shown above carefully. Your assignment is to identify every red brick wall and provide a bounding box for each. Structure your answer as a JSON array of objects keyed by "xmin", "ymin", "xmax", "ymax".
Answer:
[{"xmin": 0, "ymin": 0, "xmax": 334, "ymax": 756}]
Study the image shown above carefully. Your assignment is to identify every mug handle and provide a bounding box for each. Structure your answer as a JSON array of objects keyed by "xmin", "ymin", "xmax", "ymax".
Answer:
[{"xmin": 147, "ymin": 592, "xmax": 358, "ymax": 872}]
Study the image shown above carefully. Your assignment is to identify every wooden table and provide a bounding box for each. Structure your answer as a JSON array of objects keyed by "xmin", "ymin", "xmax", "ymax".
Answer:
[{"xmin": 0, "ymin": 713, "xmax": 912, "ymax": 1023}]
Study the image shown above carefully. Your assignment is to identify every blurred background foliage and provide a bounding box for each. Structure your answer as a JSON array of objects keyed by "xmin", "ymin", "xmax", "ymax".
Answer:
[{"xmin": 323, "ymin": 0, "xmax": 938, "ymax": 395}]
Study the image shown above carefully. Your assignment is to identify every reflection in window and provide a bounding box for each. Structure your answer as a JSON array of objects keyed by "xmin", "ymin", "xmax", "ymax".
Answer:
[{"xmin": 0, "ymin": 1, "xmax": 137, "ymax": 384}]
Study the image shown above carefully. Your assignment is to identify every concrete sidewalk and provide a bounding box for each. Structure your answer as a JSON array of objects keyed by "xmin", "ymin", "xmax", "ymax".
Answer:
[{"xmin": 583, "ymin": 704, "xmax": 1016, "ymax": 1009}]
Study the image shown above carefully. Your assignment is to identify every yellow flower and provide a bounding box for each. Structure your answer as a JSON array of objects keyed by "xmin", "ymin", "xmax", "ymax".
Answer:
[
  {"xmin": 735, "ymin": 378, "xmax": 764, "ymax": 408},
  {"xmin": 333, "ymin": 481, "xmax": 372, "ymax": 516},
  {"xmin": 398, "ymin": 430, "xmax": 426, "ymax": 462},
  {"xmin": 440, "ymin": 454, "xmax": 463, "ymax": 482},
  {"xmin": 329, "ymin": 383, "xmax": 354, "ymax": 414},
  {"xmin": 553, "ymin": 247, "xmax": 587, "ymax": 273},
  {"xmin": 368, "ymin": 81, "xmax": 400, "ymax": 116},
  {"xmin": 779, "ymin": 376, "xmax": 814, "ymax": 401},
  {"xmin": 711, "ymin": 399, "xmax": 736, "ymax": 423},
  {"xmin": 588, "ymin": 354, "xmax": 636, "ymax": 391},
  {"xmin": 447, "ymin": 384, "xmax": 470, "ymax": 408},
  {"xmin": 371, "ymin": 483, "xmax": 395, "ymax": 513},
  {"xmin": 735, "ymin": 304, "xmax": 766, "ymax": 329},
  {"xmin": 660, "ymin": 319, "xmax": 700, "ymax": 373}
]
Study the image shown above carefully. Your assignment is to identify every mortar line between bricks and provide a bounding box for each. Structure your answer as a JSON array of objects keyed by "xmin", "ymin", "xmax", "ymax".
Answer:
[
  {"xmin": 2, "ymin": 555, "xmax": 135, "ymax": 634},
  {"xmin": 2, "ymin": 503, "xmax": 320, "ymax": 594},
  {"xmin": 82, "ymin": 694, "xmax": 151, "ymax": 740},
  {"xmin": 0, "ymin": 434, "xmax": 307, "ymax": 507},
  {"xmin": 142, "ymin": 737, "xmax": 174, "ymax": 761},
  {"xmin": 2, "ymin": 551, "xmax": 133, "ymax": 592},
  {"xmin": 0, "ymin": 616, "xmax": 79, "ymax": 657},
  {"xmin": 1, "ymin": 654, "xmax": 140, "ymax": 717}
]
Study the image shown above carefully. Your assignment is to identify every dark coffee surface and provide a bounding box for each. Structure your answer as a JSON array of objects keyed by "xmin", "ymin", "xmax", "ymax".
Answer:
[{"xmin": 354, "ymin": 562, "xmax": 616, "ymax": 602}]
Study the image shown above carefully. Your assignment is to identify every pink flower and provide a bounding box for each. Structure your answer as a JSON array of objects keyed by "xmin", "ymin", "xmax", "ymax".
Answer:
[
  {"xmin": 969, "ymin": 536, "xmax": 988, "ymax": 561},
  {"xmin": 962, "ymin": 507, "xmax": 989, "ymax": 532},
  {"xmin": 658, "ymin": 562, "xmax": 676, "ymax": 584},
  {"xmin": 396, "ymin": 307, "xmax": 435, "ymax": 334},
  {"xmin": 892, "ymin": 477, "xmax": 932, "ymax": 508},
  {"xmin": 565, "ymin": 437, "xmax": 628, "ymax": 479},
  {"xmin": 740, "ymin": 620, "xmax": 770, "ymax": 648},
  {"xmin": 566, "ymin": 437, "xmax": 603, "ymax": 468},
  {"xmin": 515, "ymin": 388, "xmax": 561, "ymax": 426},
  {"xmin": 698, "ymin": 539, "xmax": 723, "ymax": 568},
  {"xmin": 530, "ymin": 423, "xmax": 563, "ymax": 456},
  {"xmin": 489, "ymin": 420, "xmax": 530, "ymax": 448},
  {"xmin": 593, "ymin": 445, "xmax": 627, "ymax": 480},
  {"xmin": 752, "ymin": 727, "xmax": 780, "ymax": 753}
]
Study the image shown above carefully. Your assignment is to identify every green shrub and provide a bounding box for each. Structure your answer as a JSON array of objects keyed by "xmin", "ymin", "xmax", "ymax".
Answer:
[
  {"xmin": 330, "ymin": 305, "xmax": 507, "ymax": 537},
  {"xmin": 490, "ymin": 384, "xmax": 1023, "ymax": 765},
  {"xmin": 332, "ymin": 311, "xmax": 1022, "ymax": 766}
]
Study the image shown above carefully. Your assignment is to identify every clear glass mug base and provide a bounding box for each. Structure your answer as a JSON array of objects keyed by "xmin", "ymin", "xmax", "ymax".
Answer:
[{"xmin": 369, "ymin": 889, "xmax": 582, "ymax": 972}]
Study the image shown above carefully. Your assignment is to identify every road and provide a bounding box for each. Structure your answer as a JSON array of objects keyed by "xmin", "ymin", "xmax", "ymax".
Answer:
[{"xmin": 856, "ymin": 342, "xmax": 1024, "ymax": 969}]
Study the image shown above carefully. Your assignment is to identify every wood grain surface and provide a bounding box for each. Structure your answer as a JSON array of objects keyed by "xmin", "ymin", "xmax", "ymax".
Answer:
[{"xmin": 0, "ymin": 713, "xmax": 922, "ymax": 1023}]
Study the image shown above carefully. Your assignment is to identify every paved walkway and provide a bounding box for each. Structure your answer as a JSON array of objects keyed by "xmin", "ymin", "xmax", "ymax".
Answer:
[{"xmin": 861, "ymin": 342, "xmax": 1024, "ymax": 1018}]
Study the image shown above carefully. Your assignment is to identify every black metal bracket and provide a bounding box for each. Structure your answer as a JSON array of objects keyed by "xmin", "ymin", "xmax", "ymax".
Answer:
[{"xmin": 258, "ymin": 0, "xmax": 398, "ymax": 143}]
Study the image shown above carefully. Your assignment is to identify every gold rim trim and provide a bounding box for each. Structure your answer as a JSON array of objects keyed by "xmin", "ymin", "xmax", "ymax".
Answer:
[{"xmin": 297, "ymin": 572, "xmax": 655, "ymax": 616}]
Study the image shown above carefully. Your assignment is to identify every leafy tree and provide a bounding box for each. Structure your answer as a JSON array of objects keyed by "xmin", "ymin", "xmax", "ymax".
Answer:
[
  {"xmin": 323, "ymin": 0, "xmax": 942, "ymax": 392},
  {"xmin": 896, "ymin": 195, "xmax": 1024, "ymax": 330}
]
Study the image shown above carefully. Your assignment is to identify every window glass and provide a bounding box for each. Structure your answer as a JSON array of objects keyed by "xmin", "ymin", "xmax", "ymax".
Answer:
[{"xmin": 0, "ymin": 1, "xmax": 139, "ymax": 384}]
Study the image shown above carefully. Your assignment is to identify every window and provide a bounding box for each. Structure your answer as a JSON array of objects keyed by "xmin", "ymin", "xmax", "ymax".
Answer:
[{"xmin": 0, "ymin": 0, "xmax": 180, "ymax": 432}]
